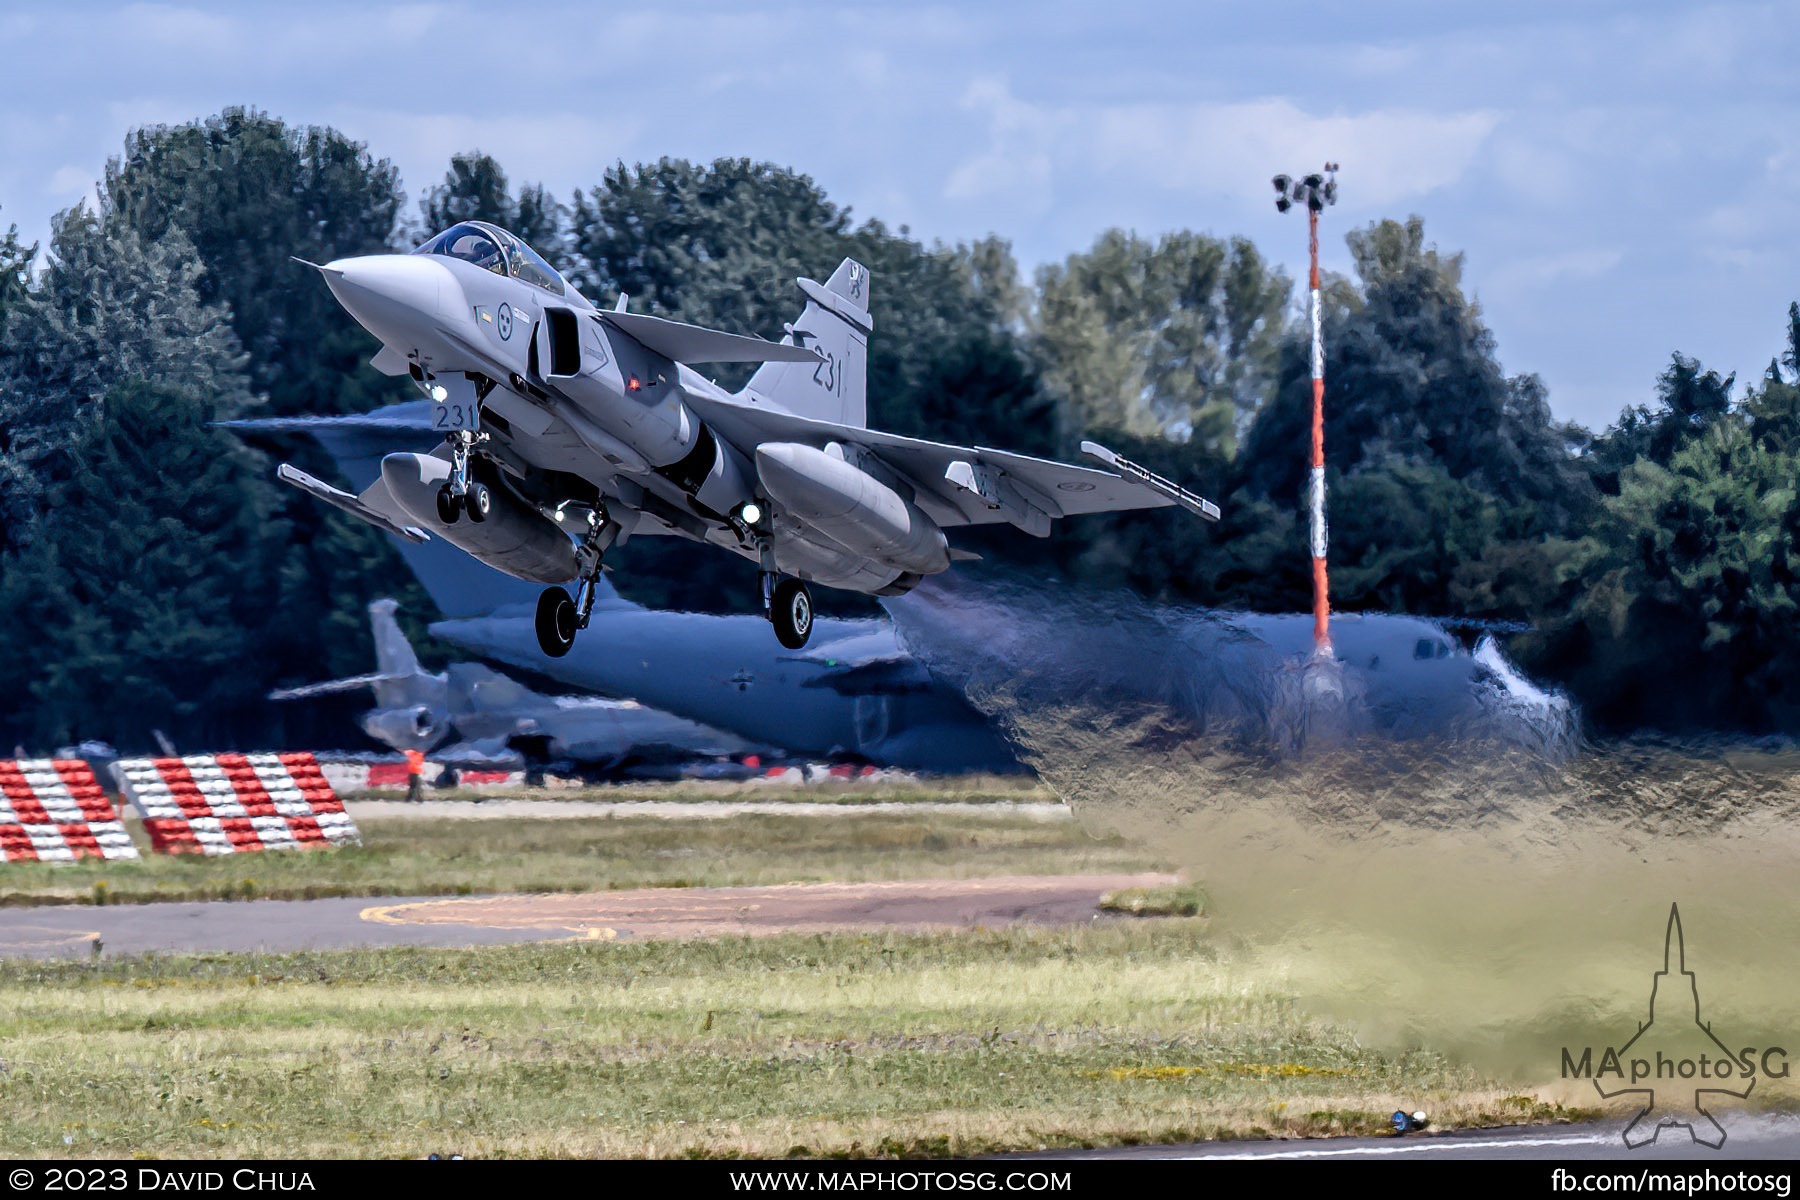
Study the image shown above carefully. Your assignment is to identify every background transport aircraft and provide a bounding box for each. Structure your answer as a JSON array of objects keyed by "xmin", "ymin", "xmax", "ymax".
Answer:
[{"xmin": 884, "ymin": 575, "xmax": 1577, "ymax": 759}]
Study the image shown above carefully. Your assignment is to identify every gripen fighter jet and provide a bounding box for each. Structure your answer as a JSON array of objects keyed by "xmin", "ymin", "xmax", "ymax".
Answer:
[{"xmin": 285, "ymin": 222, "xmax": 1219, "ymax": 656}]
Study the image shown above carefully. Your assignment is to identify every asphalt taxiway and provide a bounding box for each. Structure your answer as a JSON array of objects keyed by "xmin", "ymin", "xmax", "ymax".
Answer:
[{"xmin": 0, "ymin": 872, "xmax": 1170, "ymax": 958}]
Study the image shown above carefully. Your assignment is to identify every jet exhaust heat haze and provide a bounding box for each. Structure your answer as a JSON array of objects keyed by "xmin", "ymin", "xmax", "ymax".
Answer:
[{"xmin": 887, "ymin": 573, "xmax": 1800, "ymax": 1093}]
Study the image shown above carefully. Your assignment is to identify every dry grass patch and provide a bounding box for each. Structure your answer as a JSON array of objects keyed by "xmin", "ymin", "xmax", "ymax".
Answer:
[{"xmin": 1098, "ymin": 884, "xmax": 1207, "ymax": 918}]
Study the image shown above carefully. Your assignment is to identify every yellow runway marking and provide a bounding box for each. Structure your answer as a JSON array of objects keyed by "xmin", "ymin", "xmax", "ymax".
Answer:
[
  {"xmin": 0, "ymin": 925, "xmax": 101, "ymax": 953},
  {"xmin": 356, "ymin": 875, "xmax": 1176, "ymax": 944},
  {"xmin": 360, "ymin": 897, "xmax": 619, "ymax": 941}
]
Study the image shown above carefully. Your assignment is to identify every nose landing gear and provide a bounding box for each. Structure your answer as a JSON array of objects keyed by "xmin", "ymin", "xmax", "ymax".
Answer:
[
  {"xmin": 435, "ymin": 478, "xmax": 492, "ymax": 525},
  {"xmin": 435, "ymin": 430, "xmax": 487, "ymax": 524}
]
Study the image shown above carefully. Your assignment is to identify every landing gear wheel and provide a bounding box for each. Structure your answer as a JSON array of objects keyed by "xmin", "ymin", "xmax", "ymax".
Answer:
[
  {"xmin": 466, "ymin": 481, "xmax": 492, "ymax": 523},
  {"xmin": 535, "ymin": 587, "xmax": 578, "ymax": 658},
  {"xmin": 436, "ymin": 485, "xmax": 461, "ymax": 524},
  {"xmin": 770, "ymin": 578, "xmax": 814, "ymax": 650}
]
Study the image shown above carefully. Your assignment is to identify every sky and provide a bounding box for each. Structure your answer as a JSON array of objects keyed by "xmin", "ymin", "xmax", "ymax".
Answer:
[{"xmin": 1, "ymin": 0, "xmax": 1795, "ymax": 431}]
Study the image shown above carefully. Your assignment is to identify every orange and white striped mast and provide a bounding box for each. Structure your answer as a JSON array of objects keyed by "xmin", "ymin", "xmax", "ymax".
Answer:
[{"xmin": 1273, "ymin": 164, "xmax": 1339, "ymax": 658}]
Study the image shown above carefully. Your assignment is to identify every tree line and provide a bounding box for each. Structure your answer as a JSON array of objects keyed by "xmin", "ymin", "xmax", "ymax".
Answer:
[{"xmin": 1, "ymin": 107, "xmax": 1795, "ymax": 751}]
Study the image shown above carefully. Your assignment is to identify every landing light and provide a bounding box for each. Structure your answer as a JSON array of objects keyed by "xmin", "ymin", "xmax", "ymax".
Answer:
[{"xmin": 740, "ymin": 502, "xmax": 763, "ymax": 526}]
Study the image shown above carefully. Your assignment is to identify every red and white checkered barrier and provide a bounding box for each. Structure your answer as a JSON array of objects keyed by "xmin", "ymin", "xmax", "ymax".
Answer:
[
  {"xmin": 114, "ymin": 752, "xmax": 358, "ymax": 855},
  {"xmin": 0, "ymin": 760, "xmax": 139, "ymax": 862}
]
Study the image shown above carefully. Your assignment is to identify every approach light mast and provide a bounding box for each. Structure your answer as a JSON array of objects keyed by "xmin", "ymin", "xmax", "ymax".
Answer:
[{"xmin": 1272, "ymin": 163, "xmax": 1339, "ymax": 658}]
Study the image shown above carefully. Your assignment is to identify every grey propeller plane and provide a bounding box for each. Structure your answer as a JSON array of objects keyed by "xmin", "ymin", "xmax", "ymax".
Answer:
[{"xmin": 284, "ymin": 221, "xmax": 1218, "ymax": 656}]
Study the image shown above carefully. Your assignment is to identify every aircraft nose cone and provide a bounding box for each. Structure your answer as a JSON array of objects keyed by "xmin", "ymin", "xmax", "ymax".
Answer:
[{"xmin": 320, "ymin": 254, "xmax": 451, "ymax": 343}]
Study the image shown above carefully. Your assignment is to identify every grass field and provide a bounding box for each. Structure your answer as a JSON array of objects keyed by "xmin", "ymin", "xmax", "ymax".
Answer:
[
  {"xmin": 0, "ymin": 923, "xmax": 1586, "ymax": 1158},
  {"xmin": 0, "ymin": 794, "xmax": 1597, "ymax": 1156},
  {"xmin": 0, "ymin": 809, "xmax": 1152, "ymax": 908}
]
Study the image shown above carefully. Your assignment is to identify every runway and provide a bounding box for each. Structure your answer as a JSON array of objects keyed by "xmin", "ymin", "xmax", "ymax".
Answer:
[
  {"xmin": 0, "ymin": 872, "xmax": 1169, "ymax": 959},
  {"xmin": 1048, "ymin": 1113, "xmax": 1800, "ymax": 1160}
]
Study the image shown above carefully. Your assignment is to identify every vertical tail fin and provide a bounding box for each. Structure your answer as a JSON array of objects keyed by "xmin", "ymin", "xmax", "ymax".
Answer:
[
  {"xmin": 369, "ymin": 598, "xmax": 422, "ymax": 678},
  {"xmin": 744, "ymin": 258, "xmax": 871, "ymax": 428}
]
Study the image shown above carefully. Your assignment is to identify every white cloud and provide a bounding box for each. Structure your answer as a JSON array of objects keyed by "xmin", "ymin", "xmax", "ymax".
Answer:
[
  {"xmin": 941, "ymin": 77, "xmax": 1056, "ymax": 212},
  {"xmin": 1486, "ymin": 247, "xmax": 1624, "ymax": 298},
  {"xmin": 327, "ymin": 108, "xmax": 644, "ymax": 201},
  {"xmin": 940, "ymin": 82, "xmax": 1498, "ymax": 224},
  {"xmin": 46, "ymin": 165, "xmax": 95, "ymax": 199},
  {"xmin": 1094, "ymin": 98, "xmax": 1498, "ymax": 208},
  {"xmin": 117, "ymin": 3, "xmax": 236, "ymax": 54}
]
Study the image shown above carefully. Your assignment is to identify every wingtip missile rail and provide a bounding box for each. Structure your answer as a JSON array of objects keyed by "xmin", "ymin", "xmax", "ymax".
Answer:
[{"xmin": 1079, "ymin": 441, "xmax": 1222, "ymax": 522}]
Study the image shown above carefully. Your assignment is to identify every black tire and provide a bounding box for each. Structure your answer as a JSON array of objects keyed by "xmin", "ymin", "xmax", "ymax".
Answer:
[
  {"xmin": 535, "ymin": 587, "xmax": 578, "ymax": 658},
  {"xmin": 466, "ymin": 481, "xmax": 492, "ymax": 523},
  {"xmin": 436, "ymin": 485, "xmax": 461, "ymax": 524},
  {"xmin": 770, "ymin": 578, "xmax": 814, "ymax": 649}
]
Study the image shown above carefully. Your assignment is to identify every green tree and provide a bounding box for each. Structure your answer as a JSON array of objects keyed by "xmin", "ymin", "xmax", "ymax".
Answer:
[
  {"xmin": 0, "ymin": 380, "xmax": 278, "ymax": 749},
  {"xmin": 0, "ymin": 207, "xmax": 252, "ymax": 531},
  {"xmin": 98, "ymin": 110, "xmax": 464, "ymax": 695},
  {"xmin": 417, "ymin": 151, "xmax": 564, "ymax": 254},
  {"xmin": 1211, "ymin": 217, "xmax": 1594, "ymax": 622},
  {"xmin": 0, "ymin": 207, "xmax": 33, "ymax": 336},
  {"xmin": 1744, "ymin": 302, "xmax": 1800, "ymax": 454},
  {"xmin": 100, "ymin": 107, "xmax": 405, "ymax": 418},
  {"xmin": 1586, "ymin": 353, "xmax": 1736, "ymax": 493},
  {"xmin": 0, "ymin": 206, "xmax": 280, "ymax": 751},
  {"xmin": 1239, "ymin": 217, "xmax": 1587, "ymax": 521},
  {"xmin": 1034, "ymin": 230, "xmax": 1289, "ymax": 453},
  {"xmin": 568, "ymin": 158, "xmax": 847, "ymax": 333},
  {"xmin": 1524, "ymin": 420, "xmax": 1800, "ymax": 731}
]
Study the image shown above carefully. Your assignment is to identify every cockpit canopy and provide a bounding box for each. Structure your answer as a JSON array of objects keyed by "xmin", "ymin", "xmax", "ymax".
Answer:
[{"xmin": 413, "ymin": 221, "xmax": 569, "ymax": 296}]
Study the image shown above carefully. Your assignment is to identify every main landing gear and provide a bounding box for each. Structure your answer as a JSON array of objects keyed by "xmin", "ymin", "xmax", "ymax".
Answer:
[
  {"xmin": 534, "ymin": 504, "xmax": 616, "ymax": 658},
  {"xmin": 535, "ymin": 586, "xmax": 581, "ymax": 658},
  {"xmin": 764, "ymin": 573, "xmax": 814, "ymax": 650},
  {"xmin": 433, "ymin": 431, "xmax": 492, "ymax": 525}
]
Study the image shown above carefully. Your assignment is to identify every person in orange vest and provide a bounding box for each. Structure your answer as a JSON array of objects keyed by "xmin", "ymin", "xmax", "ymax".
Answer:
[{"xmin": 405, "ymin": 748, "xmax": 427, "ymax": 802}]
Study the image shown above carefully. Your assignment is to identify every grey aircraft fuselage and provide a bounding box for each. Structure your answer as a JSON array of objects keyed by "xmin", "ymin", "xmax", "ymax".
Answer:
[
  {"xmin": 882, "ymin": 577, "xmax": 1578, "ymax": 758},
  {"xmin": 292, "ymin": 220, "xmax": 1214, "ymax": 655},
  {"xmin": 429, "ymin": 605, "xmax": 1019, "ymax": 774}
]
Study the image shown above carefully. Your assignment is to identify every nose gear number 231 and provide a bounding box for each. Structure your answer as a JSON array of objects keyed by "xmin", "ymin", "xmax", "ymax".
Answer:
[{"xmin": 433, "ymin": 401, "xmax": 481, "ymax": 431}]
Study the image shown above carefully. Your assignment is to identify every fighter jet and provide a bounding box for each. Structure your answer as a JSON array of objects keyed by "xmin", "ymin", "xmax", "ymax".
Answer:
[
  {"xmin": 227, "ymin": 402, "xmax": 1022, "ymax": 773},
  {"xmin": 270, "ymin": 596, "xmax": 755, "ymax": 772},
  {"xmin": 283, "ymin": 221, "xmax": 1218, "ymax": 656}
]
